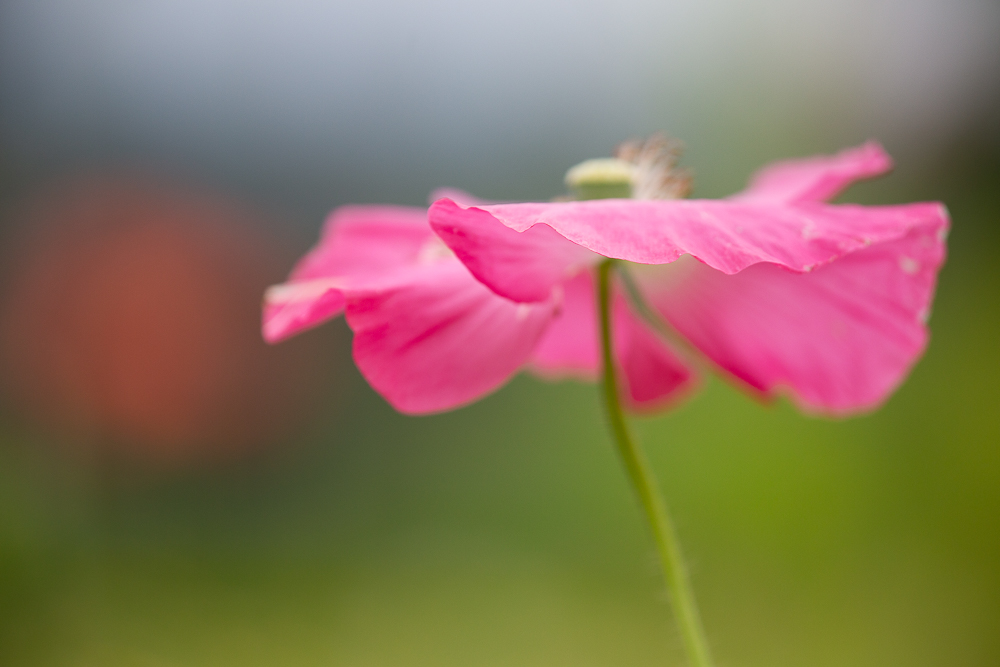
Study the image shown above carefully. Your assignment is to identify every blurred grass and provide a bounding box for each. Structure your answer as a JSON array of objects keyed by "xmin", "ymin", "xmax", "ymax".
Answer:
[{"xmin": 0, "ymin": 152, "xmax": 998, "ymax": 667}]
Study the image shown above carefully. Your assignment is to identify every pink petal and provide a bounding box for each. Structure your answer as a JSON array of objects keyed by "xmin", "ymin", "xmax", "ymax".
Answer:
[
  {"xmin": 529, "ymin": 270, "xmax": 695, "ymax": 410},
  {"xmin": 529, "ymin": 271, "xmax": 600, "ymax": 380},
  {"xmin": 345, "ymin": 261, "xmax": 557, "ymax": 415},
  {"xmin": 263, "ymin": 279, "xmax": 347, "ymax": 344},
  {"xmin": 731, "ymin": 141, "xmax": 894, "ymax": 204},
  {"xmin": 263, "ymin": 205, "xmax": 434, "ymax": 343},
  {"xmin": 429, "ymin": 198, "xmax": 601, "ymax": 302},
  {"xmin": 613, "ymin": 296, "xmax": 697, "ymax": 412},
  {"xmin": 296, "ymin": 205, "xmax": 431, "ymax": 281},
  {"xmin": 430, "ymin": 195, "xmax": 948, "ymax": 305},
  {"xmin": 642, "ymin": 226, "xmax": 947, "ymax": 414}
]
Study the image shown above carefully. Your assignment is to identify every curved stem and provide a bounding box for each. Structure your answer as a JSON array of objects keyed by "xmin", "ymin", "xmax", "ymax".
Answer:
[{"xmin": 596, "ymin": 259, "xmax": 714, "ymax": 667}]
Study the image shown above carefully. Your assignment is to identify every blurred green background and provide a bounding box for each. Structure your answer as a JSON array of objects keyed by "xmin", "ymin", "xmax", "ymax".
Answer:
[{"xmin": 0, "ymin": 1, "xmax": 998, "ymax": 665}]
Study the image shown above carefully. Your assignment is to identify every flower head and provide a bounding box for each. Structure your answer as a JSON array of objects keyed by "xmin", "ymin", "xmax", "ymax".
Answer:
[{"xmin": 264, "ymin": 141, "xmax": 948, "ymax": 415}]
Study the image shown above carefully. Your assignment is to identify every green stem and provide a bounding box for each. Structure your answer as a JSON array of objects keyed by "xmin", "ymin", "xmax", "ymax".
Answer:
[{"xmin": 596, "ymin": 259, "xmax": 714, "ymax": 667}]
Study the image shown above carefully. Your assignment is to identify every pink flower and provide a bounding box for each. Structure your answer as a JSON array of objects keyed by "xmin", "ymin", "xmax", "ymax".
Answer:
[{"xmin": 264, "ymin": 142, "xmax": 948, "ymax": 416}]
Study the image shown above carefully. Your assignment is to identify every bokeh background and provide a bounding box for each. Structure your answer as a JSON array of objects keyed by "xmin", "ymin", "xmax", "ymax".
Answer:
[{"xmin": 0, "ymin": 1, "xmax": 998, "ymax": 665}]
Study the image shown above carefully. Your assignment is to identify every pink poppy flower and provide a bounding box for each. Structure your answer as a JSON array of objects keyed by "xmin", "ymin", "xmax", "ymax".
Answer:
[{"xmin": 264, "ymin": 141, "xmax": 947, "ymax": 416}]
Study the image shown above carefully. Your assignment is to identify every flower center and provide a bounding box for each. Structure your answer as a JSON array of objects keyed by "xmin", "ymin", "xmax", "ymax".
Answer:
[
  {"xmin": 563, "ymin": 133, "xmax": 692, "ymax": 201},
  {"xmin": 564, "ymin": 158, "xmax": 636, "ymax": 200}
]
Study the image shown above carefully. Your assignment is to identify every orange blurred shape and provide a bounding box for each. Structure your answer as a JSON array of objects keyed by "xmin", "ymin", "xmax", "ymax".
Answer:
[{"xmin": 0, "ymin": 174, "xmax": 334, "ymax": 468}]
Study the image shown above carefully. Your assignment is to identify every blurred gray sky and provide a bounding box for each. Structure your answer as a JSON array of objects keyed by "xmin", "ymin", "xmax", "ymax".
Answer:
[{"xmin": 1, "ymin": 0, "xmax": 998, "ymax": 209}]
